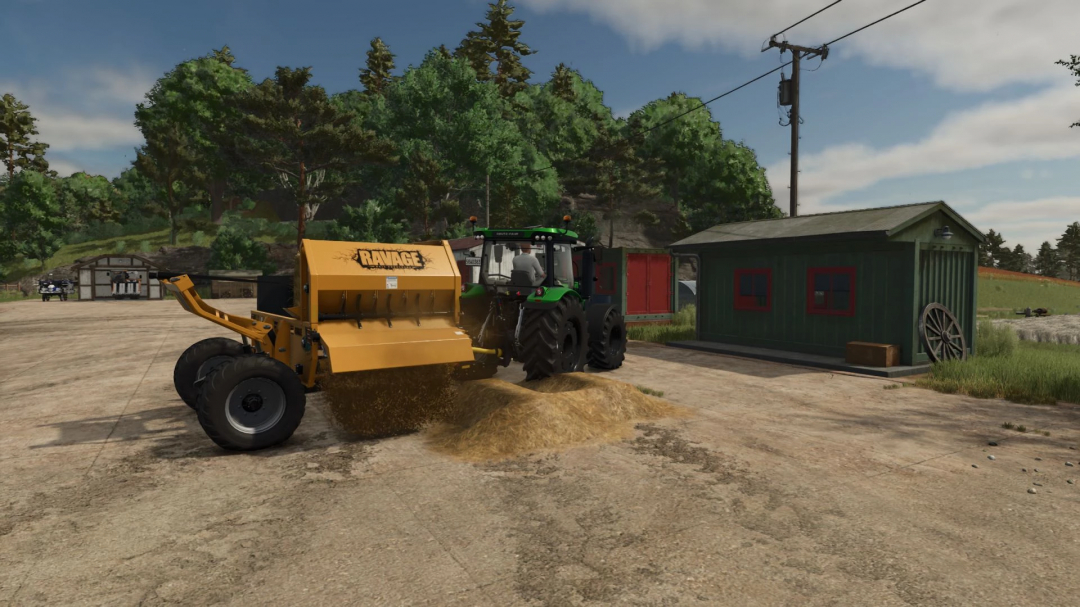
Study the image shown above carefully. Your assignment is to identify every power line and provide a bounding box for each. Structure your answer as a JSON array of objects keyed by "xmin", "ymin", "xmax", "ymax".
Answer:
[
  {"xmin": 766, "ymin": 0, "xmax": 844, "ymax": 44},
  {"xmin": 824, "ymin": 0, "xmax": 928, "ymax": 46},
  {"xmin": 524, "ymin": 0, "xmax": 930, "ymax": 177}
]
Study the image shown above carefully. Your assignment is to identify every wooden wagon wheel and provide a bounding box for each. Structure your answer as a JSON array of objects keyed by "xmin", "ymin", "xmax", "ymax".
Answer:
[{"xmin": 919, "ymin": 303, "xmax": 968, "ymax": 363}]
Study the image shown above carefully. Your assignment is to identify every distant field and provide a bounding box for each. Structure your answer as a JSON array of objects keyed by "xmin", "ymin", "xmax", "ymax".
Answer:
[{"xmin": 977, "ymin": 267, "xmax": 1080, "ymax": 317}]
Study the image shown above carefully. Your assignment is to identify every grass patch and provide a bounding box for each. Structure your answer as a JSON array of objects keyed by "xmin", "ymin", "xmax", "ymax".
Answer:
[
  {"xmin": 916, "ymin": 340, "xmax": 1080, "ymax": 405},
  {"xmin": 1000, "ymin": 422, "xmax": 1051, "ymax": 436},
  {"xmin": 627, "ymin": 304, "xmax": 695, "ymax": 344},
  {"xmin": 0, "ymin": 290, "xmax": 31, "ymax": 303},
  {"xmin": 883, "ymin": 383, "xmax": 902, "ymax": 390},
  {"xmin": 976, "ymin": 320, "xmax": 1018, "ymax": 357},
  {"xmin": 0, "ymin": 228, "xmax": 200, "ymax": 283},
  {"xmin": 635, "ymin": 386, "xmax": 665, "ymax": 397},
  {"xmin": 977, "ymin": 273, "xmax": 1080, "ymax": 316}
]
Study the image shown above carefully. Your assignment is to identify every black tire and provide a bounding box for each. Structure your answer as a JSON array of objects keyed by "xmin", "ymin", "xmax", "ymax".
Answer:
[
  {"xmin": 519, "ymin": 298, "xmax": 588, "ymax": 381},
  {"xmin": 173, "ymin": 338, "xmax": 249, "ymax": 409},
  {"xmin": 587, "ymin": 306, "xmax": 626, "ymax": 370},
  {"xmin": 195, "ymin": 356, "xmax": 306, "ymax": 451},
  {"xmin": 42, "ymin": 295, "xmax": 49, "ymax": 302}
]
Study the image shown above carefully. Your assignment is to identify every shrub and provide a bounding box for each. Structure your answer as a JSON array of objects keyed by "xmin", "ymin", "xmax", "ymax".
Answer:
[
  {"xmin": 192, "ymin": 231, "xmax": 208, "ymax": 247},
  {"xmin": 138, "ymin": 240, "xmax": 151, "ymax": 254},
  {"xmin": 115, "ymin": 240, "xmax": 126, "ymax": 253},
  {"xmin": 673, "ymin": 304, "xmax": 696, "ymax": 327},
  {"xmin": 209, "ymin": 227, "xmax": 276, "ymax": 274},
  {"xmin": 976, "ymin": 320, "xmax": 1018, "ymax": 358}
]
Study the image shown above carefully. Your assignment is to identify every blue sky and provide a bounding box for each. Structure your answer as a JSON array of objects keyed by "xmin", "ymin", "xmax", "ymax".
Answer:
[{"xmin": 3, "ymin": 0, "xmax": 1077, "ymax": 251}]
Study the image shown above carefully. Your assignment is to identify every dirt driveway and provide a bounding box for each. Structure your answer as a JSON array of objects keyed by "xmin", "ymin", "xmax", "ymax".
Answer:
[{"xmin": 2, "ymin": 299, "xmax": 1080, "ymax": 606}]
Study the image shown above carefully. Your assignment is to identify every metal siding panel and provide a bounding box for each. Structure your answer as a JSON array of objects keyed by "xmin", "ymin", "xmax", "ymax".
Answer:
[{"xmin": 626, "ymin": 254, "xmax": 648, "ymax": 315}]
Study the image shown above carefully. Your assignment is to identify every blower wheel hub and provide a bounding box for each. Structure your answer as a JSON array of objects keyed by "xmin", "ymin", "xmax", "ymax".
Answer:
[{"xmin": 241, "ymin": 393, "xmax": 264, "ymax": 412}]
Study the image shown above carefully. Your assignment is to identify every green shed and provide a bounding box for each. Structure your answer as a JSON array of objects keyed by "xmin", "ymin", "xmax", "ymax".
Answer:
[{"xmin": 668, "ymin": 202, "xmax": 985, "ymax": 368}]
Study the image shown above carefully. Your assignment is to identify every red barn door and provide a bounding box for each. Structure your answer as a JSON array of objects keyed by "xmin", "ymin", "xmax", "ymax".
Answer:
[
  {"xmin": 626, "ymin": 254, "xmax": 649, "ymax": 315},
  {"xmin": 647, "ymin": 254, "xmax": 672, "ymax": 314}
]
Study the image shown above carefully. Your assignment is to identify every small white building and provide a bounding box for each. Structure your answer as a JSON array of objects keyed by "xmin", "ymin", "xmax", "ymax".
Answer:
[{"xmin": 72, "ymin": 254, "xmax": 162, "ymax": 301}]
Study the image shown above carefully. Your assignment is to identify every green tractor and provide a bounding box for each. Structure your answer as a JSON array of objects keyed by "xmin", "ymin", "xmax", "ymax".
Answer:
[{"xmin": 458, "ymin": 216, "xmax": 627, "ymax": 381}]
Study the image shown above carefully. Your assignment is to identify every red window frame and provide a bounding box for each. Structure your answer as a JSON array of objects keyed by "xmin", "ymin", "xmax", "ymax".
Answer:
[
  {"xmin": 595, "ymin": 262, "xmax": 618, "ymax": 295},
  {"xmin": 806, "ymin": 267, "xmax": 856, "ymax": 316},
  {"xmin": 733, "ymin": 268, "xmax": 772, "ymax": 312}
]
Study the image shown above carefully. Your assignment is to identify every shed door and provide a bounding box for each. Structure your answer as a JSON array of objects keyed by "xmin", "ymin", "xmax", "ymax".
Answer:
[
  {"xmin": 647, "ymin": 254, "xmax": 672, "ymax": 314},
  {"xmin": 918, "ymin": 248, "xmax": 974, "ymax": 355},
  {"xmin": 626, "ymin": 254, "xmax": 649, "ymax": 315},
  {"xmin": 627, "ymin": 253, "xmax": 672, "ymax": 315}
]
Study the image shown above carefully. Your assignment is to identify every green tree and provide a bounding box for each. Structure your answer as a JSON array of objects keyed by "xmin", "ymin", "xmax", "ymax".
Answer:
[
  {"xmin": 0, "ymin": 170, "xmax": 64, "ymax": 266},
  {"xmin": 550, "ymin": 63, "xmax": 576, "ymax": 102},
  {"xmin": 978, "ymin": 229, "xmax": 1006, "ymax": 266},
  {"xmin": 628, "ymin": 93, "xmax": 779, "ymax": 232},
  {"xmin": 230, "ymin": 66, "xmax": 396, "ymax": 247},
  {"xmin": 328, "ymin": 199, "xmax": 410, "ymax": 244},
  {"xmin": 135, "ymin": 46, "xmax": 255, "ymax": 223},
  {"xmin": 1057, "ymin": 55, "xmax": 1080, "ymax": 128},
  {"xmin": 57, "ymin": 172, "xmax": 119, "ymax": 229},
  {"xmin": 112, "ymin": 166, "xmax": 159, "ymax": 222},
  {"xmin": 565, "ymin": 124, "xmax": 661, "ymax": 248},
  {"xmin": 371, "ymin": 51, "xmax": 558, "ymax": 229},
  {"xmin": 1057, "ymin": 221, "xmax": 1080, "ymax": 280},
  {"xmin": 999, "ymin": 244, "xmax": 1031, "ymax": 273},
  {"xmin": 208, "ymin": 226, "xmax": 276, "ymax": 274},
  {"xmin": 0, "ymin": 94, "xmax": 50, "ymax": 180},
  {"xmin": 456, "ymin": 0, "xmax": 535, "ymax": 97},
  {"xmin": 513, "ymin": 66, "xmax": 614, "ymax": 172},
  {"xmin": 360, "ymin": 37, "xmax": 396, "ymax": 97},
  {"xmin": 134, "ymin": 124, "xmax": 201, "ymax": 245},
  {"xmin": 1034, "ymin": 241, "xmax": 1063, "ymax": 277}
]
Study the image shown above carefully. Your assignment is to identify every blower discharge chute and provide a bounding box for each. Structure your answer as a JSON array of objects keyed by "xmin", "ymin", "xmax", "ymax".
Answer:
[{"xmin": 164, "ymin": 239, "xmax": 481, "ymax": 451}]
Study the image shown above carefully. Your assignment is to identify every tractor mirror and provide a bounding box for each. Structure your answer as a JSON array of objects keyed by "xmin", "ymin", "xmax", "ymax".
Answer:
[{"xmin": 494, "ymin": 245, "xmax": 503, "ymax": 264}]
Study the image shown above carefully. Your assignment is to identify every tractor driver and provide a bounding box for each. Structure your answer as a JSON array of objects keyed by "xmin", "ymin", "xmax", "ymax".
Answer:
[{"xmin": 513, "ymin": 242, "xmax": 546, "ymax": 286}]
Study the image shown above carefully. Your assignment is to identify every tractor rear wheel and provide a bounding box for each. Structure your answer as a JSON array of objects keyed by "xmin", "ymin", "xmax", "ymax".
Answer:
[
  {"xmin": 173, "ymin": 337, "xmax": 249, "ymax": 409},
  {"xmin": 195, "ymin": 356, "xmax": 306, "ymax": 451},
  {"xmin": 587, "ymin": 306, "xmax": 626, "ymax": 370},
  {"xmin": 519, "ymin": 298, "xmax": 587, "ymax": 381}
]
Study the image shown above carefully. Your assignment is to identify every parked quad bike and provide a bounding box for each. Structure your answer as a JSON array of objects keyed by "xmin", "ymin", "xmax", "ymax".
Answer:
[{"xmin": 458, "ymin": 217, "xmax": 627, "ymax": 382}]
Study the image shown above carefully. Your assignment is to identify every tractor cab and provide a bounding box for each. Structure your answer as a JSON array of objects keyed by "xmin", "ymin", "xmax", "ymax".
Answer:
[{"xmin": 470, "ymin": 228, "xmax": 581, "ymax": 296}]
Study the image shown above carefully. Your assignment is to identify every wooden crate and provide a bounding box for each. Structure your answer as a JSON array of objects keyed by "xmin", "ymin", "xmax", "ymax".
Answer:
[{"xmin": 846, "ymin": 341, "xmax": 900, "ymax": 367}]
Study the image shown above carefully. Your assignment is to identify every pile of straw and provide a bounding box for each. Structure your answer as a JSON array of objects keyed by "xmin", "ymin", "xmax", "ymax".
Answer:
[
  {"xmin": 319, "ymin": 364, "xmax": 458, "ymax": 437},
  {"xmin": 425, "ymin": 373, "xmax": 687, "ymax": 462}
]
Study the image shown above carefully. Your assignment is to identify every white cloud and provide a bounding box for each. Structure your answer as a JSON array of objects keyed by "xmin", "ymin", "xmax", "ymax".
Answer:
[
  {"xmin": 962, "ymin": 196, "xmax": 1080, "ymax": 251},
  {"xmin": 765, "ymin": 85, "xmax": 1080, "ymax": 213},
  {"xmin": 1, "ymin": 66, "xmax": 150, "ymax": 168},
  {"xmin": 520, "ymin": 0, "xmax": 1077, "ymax": 92}
]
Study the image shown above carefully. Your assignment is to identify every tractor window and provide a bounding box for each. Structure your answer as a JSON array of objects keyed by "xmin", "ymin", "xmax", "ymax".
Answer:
[
  {"xmin": 481, "ymin": 242, "xmax": 516, "ymax": 286},
  {"xmin": 553, "ymin": 244, "xmax": 574, "ymax": 286}
]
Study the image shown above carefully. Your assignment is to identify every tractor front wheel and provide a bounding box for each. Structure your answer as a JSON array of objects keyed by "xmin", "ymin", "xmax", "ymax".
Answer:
[
  {"xmin": 195, "ymin": 356, "xmax": 306, "ymax": 451},
  {"xmin": 587, "ymin": 306, "xmax": 626, "ymax": 370},
  {"xmin": 519, "ymin": 298, "xmax": 587, "ymax": 381},
  {"xmin": 173, "ymin": 337, "xmax": 250, "ymax": 409}
]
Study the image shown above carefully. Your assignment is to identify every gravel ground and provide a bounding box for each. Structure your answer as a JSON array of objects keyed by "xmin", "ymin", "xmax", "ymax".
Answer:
[
  {"xmin": 992, "ymin": 315, "xmax": 1080, "ymax": 345},
  {"xmin": 4, "ymin": 299, "xmax": 1080, "ymax": 606}
]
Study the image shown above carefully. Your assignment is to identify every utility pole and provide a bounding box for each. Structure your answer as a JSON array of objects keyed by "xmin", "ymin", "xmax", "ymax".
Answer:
[
  {"xmin": 485, "ymin": 172, "xmax": 491, "ymax": 228},
  {"xmin": 764, "ymin": 38, "xmax": 828, "ymax": 217}
]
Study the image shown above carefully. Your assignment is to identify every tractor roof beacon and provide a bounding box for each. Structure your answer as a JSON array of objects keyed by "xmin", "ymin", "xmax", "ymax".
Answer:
[{"xmin": 458, "ymin": 215, "xmax": 627, "ymax": 381}]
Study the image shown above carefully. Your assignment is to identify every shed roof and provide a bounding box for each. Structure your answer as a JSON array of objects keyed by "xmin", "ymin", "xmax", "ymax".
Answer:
[
  {"xmin": 670, "ymin": 201, "xmax": 984, "ymax": 249},
  {"xmin": 71, "ymin": 253, "xmax": 159, "ymax": 269}
]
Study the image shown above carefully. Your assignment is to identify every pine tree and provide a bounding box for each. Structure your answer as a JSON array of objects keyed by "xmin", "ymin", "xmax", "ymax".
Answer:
[
  {"xmin": 0, "ymin": 94, "xmax": 50, "ymax": 180},
  {"xmin": 551, "ymin": 63, "xmax": 576, "ymax": 102},
  {"xmin": 436, "ymin": 45, "xmax": 453, "ymax": 61},
  {"xmin": 1057, "ymin": 55, "xmax": 1080, "ymax": 128},
  {"xmin": 456, "ymin": 0, "xmax": 535, "ymax": 97},
  {"xmin": 1034, "ymin": 241, "xmax": 1063, "ymax": 277},
  {"xmin": 979, "ymin": 229, "xmax": 1006, "ymax": 267},
  {"xmin": 360, "ymin": 37, "xmax": 396, "ymax": 97},
  {"xmin": 1057, "ymin": 221, "xmax": 1080, "ymax": 280}
]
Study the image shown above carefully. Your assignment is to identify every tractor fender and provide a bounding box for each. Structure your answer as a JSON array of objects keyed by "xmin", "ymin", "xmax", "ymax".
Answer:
[
  {"xmin": 521, "ymin": 300, "xmax": 559, "ymax": 311},
  {"xmin": 586, "ymin": 303, "xmax": 617, "ymax": 341}
]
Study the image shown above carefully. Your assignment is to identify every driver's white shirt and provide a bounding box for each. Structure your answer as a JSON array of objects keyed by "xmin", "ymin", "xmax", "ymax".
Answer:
[{"xmin": 512, "ymin": 253, "xmax": 545, "ymax": 283}]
